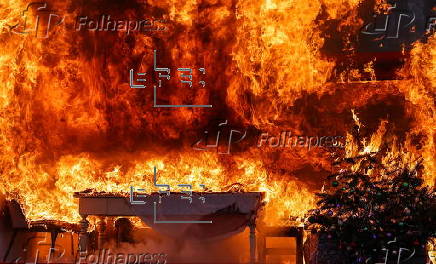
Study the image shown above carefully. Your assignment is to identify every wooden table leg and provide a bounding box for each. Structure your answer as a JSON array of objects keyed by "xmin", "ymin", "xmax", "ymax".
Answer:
[
  {"xmin": 257, "ymin": 230, "xmax": 266, "ymax": 264},
  {"xmin": 296, "ymin": 227, "xmax": 304, "ymax": 264},
  {"xmin": 249, "ymin": 220, "xmax": 256, "ymax": 264},
  {"xmin": 97, "ymin": 216, "xmax": 107, "ymax": 249},
  {"xmin": 79, "ymin": 215, "xmax": 89, "ymax": 254}
]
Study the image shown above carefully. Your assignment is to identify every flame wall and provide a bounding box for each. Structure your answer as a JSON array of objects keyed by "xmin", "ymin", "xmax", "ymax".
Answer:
[{"xmin": 0, "ymin": 0, "xmax": 434, "ymax": 223}]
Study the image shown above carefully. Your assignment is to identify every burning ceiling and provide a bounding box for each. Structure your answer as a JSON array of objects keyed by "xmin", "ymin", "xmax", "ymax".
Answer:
[{"xmin": 0, "ymin": 0, "xmax": 434, "ymax": 226}]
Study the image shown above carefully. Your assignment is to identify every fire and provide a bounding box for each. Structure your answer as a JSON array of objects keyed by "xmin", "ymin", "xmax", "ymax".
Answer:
[
  {"xmin": 0, "ymin": 150, "xmax": 315, "ymax": 223},
  {"xmin": 0, "ymin": 0, "xmax": 434, "ymax": 231},
  {"xmin": 396, "ymin": 35, "xmax": 436, "ymax": 187}
]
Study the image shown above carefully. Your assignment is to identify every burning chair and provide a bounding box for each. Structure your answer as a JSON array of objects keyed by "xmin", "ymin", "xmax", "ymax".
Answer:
[
  {"xmin": 2, "ymin": 200, "xmax": 80, "ymax": 262},
  {"xmin": 257, "ymin": 225, "xmax": 304, "ymax": 264}
]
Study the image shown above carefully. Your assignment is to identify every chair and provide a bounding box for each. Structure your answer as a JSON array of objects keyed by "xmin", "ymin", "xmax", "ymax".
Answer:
[
  {"xmin": 257, "ymin": 226, "xmax": 304, "ymax": 264},
  {"xmin": 3, "ymin": 199, "xmax": 80, "ymax": 262}
]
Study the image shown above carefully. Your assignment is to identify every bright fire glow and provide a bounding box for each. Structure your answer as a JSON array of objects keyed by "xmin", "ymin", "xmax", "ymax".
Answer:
[{"xmin": 0, "ymin": 0, "xmax": 433, "ymax": 227}]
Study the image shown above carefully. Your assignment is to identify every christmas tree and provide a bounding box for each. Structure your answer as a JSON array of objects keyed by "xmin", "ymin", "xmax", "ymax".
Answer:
[{"xmin": 306, "ymin": 150, "xmax": 435, "ymax": 263}]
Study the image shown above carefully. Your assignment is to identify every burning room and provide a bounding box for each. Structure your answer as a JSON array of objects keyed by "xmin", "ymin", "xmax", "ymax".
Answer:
[{"xmin": 0, "ymin": 0, "xmax": 434, "ymax": 263}]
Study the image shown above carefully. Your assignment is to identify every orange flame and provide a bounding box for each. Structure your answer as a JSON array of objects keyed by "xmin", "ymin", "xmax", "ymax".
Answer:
[{"xmin": 0, "ymin": 0, "xmax": 433, "ymax": 228}]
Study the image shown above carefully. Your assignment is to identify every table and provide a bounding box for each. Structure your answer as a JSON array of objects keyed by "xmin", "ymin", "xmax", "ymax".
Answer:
[{"xmin": 74, "ymin": 191, "xmax": 264, "ymax": 264}]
